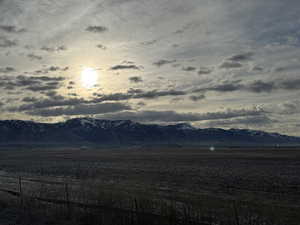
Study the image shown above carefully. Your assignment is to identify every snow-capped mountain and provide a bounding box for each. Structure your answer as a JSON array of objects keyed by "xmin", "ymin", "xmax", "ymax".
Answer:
[{"xmin": 0, "ymin": 118, "xmax": 299, "ymax": 146}]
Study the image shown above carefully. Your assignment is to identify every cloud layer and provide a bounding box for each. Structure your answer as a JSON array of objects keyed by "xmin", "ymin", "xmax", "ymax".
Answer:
[{"xmin": 0, "ymin": 0, "xmax": 300, "ymax": 135}]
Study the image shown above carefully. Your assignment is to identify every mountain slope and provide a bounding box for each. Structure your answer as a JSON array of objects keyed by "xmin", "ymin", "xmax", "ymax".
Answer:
[{"xmin": 0, "ymin": 118, "xmax": 299, "ymax": 146}]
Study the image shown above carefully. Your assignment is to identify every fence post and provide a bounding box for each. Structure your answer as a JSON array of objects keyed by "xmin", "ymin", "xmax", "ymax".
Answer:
[
  {"xmin": 232, "ymin": 201, "xmax": 240, "ymax": 225},
  {"xmin": 18, "ymin": 176, "xmax": 23, "ymax": 207},
  {"xmin": 65, "ymin": 183, "xmax": 70, "ymax": 217}
]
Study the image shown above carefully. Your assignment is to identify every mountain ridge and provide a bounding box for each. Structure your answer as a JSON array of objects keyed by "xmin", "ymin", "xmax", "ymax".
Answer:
[{"xmin": 0, "ymin": 118, "xmax": 299, "ymax": 147}]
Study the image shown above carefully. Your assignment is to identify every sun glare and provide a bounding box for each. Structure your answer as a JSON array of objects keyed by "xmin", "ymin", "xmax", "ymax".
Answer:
[{"xmin": 81, "ymin": 67, "xmax": 98, "ymax": 89}]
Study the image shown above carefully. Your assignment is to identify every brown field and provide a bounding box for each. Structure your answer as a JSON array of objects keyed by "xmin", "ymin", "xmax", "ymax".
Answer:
[{"xmin": 0, "ymin": 147, "xmax": 299, "ymax": 225}]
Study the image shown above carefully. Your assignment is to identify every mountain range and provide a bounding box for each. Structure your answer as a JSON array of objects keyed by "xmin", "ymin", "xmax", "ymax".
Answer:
[{"xmin": 0, "ymin": 118, "xmax": 299, "ymax": 147}]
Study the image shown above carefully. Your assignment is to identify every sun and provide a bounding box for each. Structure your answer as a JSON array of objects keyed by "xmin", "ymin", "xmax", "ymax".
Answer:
[{"xmin": 81, "ymin": 67, "xmax": 98, "ymax": 89}]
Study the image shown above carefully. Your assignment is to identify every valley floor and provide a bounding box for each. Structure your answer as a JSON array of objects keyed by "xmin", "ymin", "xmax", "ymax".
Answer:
[{"xmin": 0, "ymin": 147, "xmax": 299, "ymax": 225}]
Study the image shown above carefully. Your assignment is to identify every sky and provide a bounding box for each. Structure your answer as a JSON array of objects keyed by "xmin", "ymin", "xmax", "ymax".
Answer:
[{"xmin": 0, "ymin": 0, "xmax": 300, "ymax": 136}]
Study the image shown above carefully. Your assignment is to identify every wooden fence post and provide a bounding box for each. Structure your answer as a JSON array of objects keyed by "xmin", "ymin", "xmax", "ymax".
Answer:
[
  {"xmin": 65, "ymin": 183, "xmax": 70, "ymax": 216},
  {"xmin": 18, "ymin": 176, "xmax": 23, "ymax": 207},
  {"xmin": 232, "ymin": 201, "xmax": 240, "ymax": 225}
]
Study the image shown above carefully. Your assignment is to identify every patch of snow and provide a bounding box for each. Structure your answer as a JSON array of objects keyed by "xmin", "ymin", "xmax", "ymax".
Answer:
[
  {"xmin": 176, "ymin": 123, "xmax": 196, "ymax": 130},
  {"xmin": 79, "ymin": 118, "xmax": 98, "ymax": 127}
]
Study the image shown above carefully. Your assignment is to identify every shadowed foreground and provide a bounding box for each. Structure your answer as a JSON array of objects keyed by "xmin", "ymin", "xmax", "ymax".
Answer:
[{"xmin": 0, "ymin": 147, "xmax": 299, "ymax": 225}]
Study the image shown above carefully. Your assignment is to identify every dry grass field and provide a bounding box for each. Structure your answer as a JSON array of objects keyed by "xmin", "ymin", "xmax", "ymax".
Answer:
[{"xmin": 0, "ymin": 147, "xmax": 299, "ymax": 225}]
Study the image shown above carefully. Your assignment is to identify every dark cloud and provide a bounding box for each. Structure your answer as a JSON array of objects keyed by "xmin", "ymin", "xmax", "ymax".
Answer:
[
  {"xmin": 110, "ymin": 64, "xmax": 140, "ymax": 70},
  {"xmin": 44, "ymin": 91, "xmax": 58, "ymax": 98},
  {"xmin": 33, "ymin": 66, "xmax": 69, "ymax": 75},
  {"xmin": 26, "ymin": 82, "xmax": 61, "ymax": 92},
  {"xmin": 136, "ymin": 101, "xmax": 146, "ymax": 107},
  {"xmin": 141, "ymin": 40, "xmax": 157, "ymax": 46},
  {"xmin": 274, "ymin": 67, "xmax": 286, "ymax": 72},
  {"xmin": 86, "ymin": 26, "xmax": 108, "ymax": 33},
  {"xmin": 193, "ymin": 78, "xmax": 300, "ymax": 94},
  {"xmin": 278, "ymin": 79, "xmax": 300, "ymax": 90},
  {"xmin": 90, "ymin": 92, "xmax": 131, "ymax": 101},
  {"xmin": 0, "ymin": 25, "xmax": 26, "ymax": 33},
  {"xmin": 270, "ymin": 100, "xmax": 300, "ymax": 114},
  {"xmin": 12, "ymin": 88, "xmax": 186, "ymax": 112},
  {"xmin": 127, "ymin": 88, "xmax": 144, "ymax": 94},
  {"xmin": 170, "ymin": 97, "xmax": 184, "ymax": 103},
  {"xmin": 27, "ymin": 53, "xmax": 42, "ymax": 61},
  {"xmin": 189, "ymin": 94, "xmax": 205, "ymax": 102},
  {"xmin": 11, "ymin": 76, "xmax": 38, "ymax": 86},
  {"xmin": 218, "ymin": 52, "xmax": 253, "ymax": 69},
  {"xmin": 237, "ymin": 79, "xmax": 300, "ymax": 93},
  {"xmin": 0, "ymin": 36, "xmax": 17, "ymax": 48},
  {"xmin": 92, "ymin": 88, "xmax": 187, "ymax": 102},
  {"xmin": 173, "ymin": 23, "xmax": 193, "ymax": 34},
  {"xmin": 137, "ymin": 90, "xmax": 186, "ymax": 99},
  {"xmin": 246, "ymin": 80, "xmax": 275, "ymax": 93},
  {"xmin": 219, "ymin": 61, "xmax": 243, "ymax": 69},
  {"xmin": 6, "ymin": 91, "xmax": 22, "ymax": 95},
  {"xmin": 198, "ymin": 67, "xmax": 213, "ymax": 75},
  {"xmin": 141, "ymin": 39, "xmax": 157, "ymax": 46},
  {"xmin": 21, "ymin": 76, "xmax": 65, "ymax": 82},
  {"xmin": 68, "ymin": 93, "xmax": 78, "ymax": 97},
  {"xmin": 0, "ymin": 66, "xmax": 15, "ymax": 73},
  {"xmin": 271, "ymin": 64, "xmax": 300, "ymax": 73},
  {"xmin": 28, "ymin": 102, "xmax": 130, "ymax": 117},
  {"xmin": 203, "ymin": 115, "xmax": 275, "ymax": 128},
  {"xmin": 48, "ymin": 66, "xmax": 69, "ymax": 72},
  {"xmin": 41, "ymin": 46, "xmax": 67, "ymax": 52},
  {"xmin": 0, "ymin": 75, "xmax": 64, "ymax": 92},
  {"xmin": 252, "ymin": 66, "xmax": 264, "ymax": 71},
  {"xmin": 96, "ymin": 44, "xmax": 107, "ymax": 50},
  {"xmin": 95, "ymin": 108, "xmax": 264, "ymax": 123},
  {"xmin": 279, "ymin": 102, "xmax": 300, "ymax": 114},
  {"xmin": 129, "ymin": 76, "xmax": 143, "ymax": 83},
  {"xmin": 107, "ymin": 0, "xmax": 136, "ymax": 7},
  {"xmin": 153, "ymin": 59, "xmax": 176, "ymax": 67},
  {"xmin": 172, "ymin": 63, "xmax": 181, "ymax": 68},
  {"xmin": 13, "ymin": 96, "xmax": 87, "ymax": 112},
  {"xmin": 121, "ymin": 60, "xmax": 135, "ymax": 64},
  {"xmin": 190, "ymin": 81, "xmax": 239, "ymax": 93},
  {"xmin": 201, "ymin": 81, "xmax": 243, "ymax": 93},
  {"xmin": 182, "ymin": 66, "xmax": 196, "ymax": 72},
  {"xmin": 22, "ymin": 97, "xmax": 38, "ymax": 103},
  {"xmin": 227, "ymin": 52, "xmax": 254, "ymax": 62}
]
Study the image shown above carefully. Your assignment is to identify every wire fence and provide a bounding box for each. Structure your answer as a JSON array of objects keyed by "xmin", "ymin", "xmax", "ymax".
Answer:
[
  {"xmin": 0, "ymin": 173, "xmax": 300, "ymax": 225},
  {"xmin": 0, "ymin": 174, "xmax": 213, "ymax": 225},
  {"xmin": 0, "ymin": 173, "xmax": 300, "ymax": 208}
]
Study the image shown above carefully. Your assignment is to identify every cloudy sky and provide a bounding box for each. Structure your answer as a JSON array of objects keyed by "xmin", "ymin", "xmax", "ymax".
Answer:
[{"xmin": 1, "ymin": 0, "xmax": 300, "ymax": 135}]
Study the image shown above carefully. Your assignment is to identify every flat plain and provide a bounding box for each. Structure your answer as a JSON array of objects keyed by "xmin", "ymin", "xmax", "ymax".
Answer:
[{"xmin": 0, "ymin": 147, "xmax": 299, "ymax": 225}]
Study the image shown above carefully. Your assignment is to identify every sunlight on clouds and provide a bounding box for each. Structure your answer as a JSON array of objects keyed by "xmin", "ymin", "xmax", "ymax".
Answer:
[{"xmin": 81, "ymin": 67, "xmax": 98, "ymax": 89}]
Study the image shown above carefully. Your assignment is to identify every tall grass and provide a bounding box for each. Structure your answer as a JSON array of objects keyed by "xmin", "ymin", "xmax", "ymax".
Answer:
[{"xmin": 0, "ymin": 181, "xmax": 279, "ymax": 225}]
